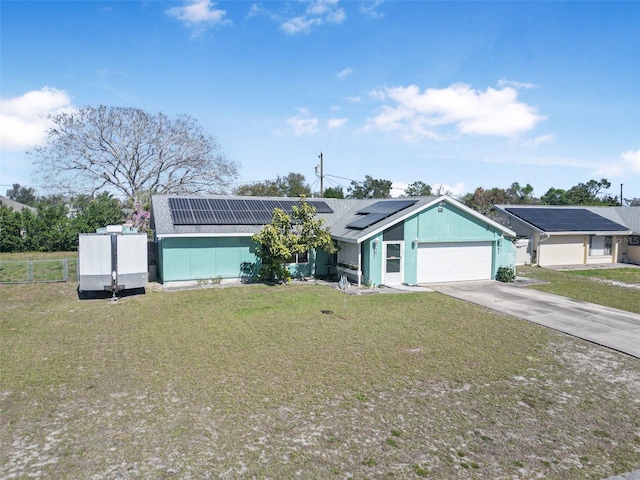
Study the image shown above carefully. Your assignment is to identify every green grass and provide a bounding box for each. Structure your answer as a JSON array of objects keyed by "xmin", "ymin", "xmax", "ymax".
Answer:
[
  {"xmin": 1, "ymin": 280, "xmax": 639, "ymax": 479},
  {"xmin": 0, "ymin": 251, "xmax": 78, "ymax": 284},
  {"xmin": 563, "ymin": 267, "xmax": 640, "ymax": 284},
  {"xmin": 517, "ymin": 266, "xmax": 640, "ymax": 314}
]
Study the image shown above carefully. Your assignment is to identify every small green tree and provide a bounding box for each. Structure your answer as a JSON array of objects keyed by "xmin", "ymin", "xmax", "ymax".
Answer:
[
  {"xmin": 251, "ymin": 199, "xmax": 336, "ymax": 283},
  {"xmin": 403, "ymin": 181, "xmax": 432, "ymax": 197},
  {"xmin": 322, "ymin": 186, "xmax": 344, "ymax": 198},
  {"xmin": 347, "ymin": 175, "xmax": 392, "ymax": 199}
]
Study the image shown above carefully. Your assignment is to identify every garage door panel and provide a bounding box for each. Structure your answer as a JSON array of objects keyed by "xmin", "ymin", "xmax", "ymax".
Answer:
[{"xmin": 417, "ymin": 242, "xmax": 492, "ymax": 283}]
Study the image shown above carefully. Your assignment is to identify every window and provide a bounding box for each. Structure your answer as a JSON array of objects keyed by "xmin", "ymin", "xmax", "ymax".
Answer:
[
  {"xmin": 287, "ymin": 251, "xmax": 309, "ymax": 264},
  {"xmin": 590, "ymin": 236, "xmax": 611, "ymax": 256}
]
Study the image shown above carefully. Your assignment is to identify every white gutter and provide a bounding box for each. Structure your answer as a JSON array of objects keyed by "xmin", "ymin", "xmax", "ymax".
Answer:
[{"xmin": 156, "ymin": 232, "xmax": 255, "ymax": 239}]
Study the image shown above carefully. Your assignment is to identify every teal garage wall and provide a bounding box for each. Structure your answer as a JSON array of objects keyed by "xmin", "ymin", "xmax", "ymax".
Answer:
[
  {"xmin": 159, "ymin": 236, "xmax": 256, "ymax": 282},
  {"xmin": 401, "ymin": 202, "xmax": 513, "ymax": 284}
]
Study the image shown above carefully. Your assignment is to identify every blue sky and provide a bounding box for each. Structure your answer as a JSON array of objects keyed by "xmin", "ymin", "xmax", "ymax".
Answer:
[{"xmin": 1, "ymin": 0, "xmax": 639, "ymax": 200}]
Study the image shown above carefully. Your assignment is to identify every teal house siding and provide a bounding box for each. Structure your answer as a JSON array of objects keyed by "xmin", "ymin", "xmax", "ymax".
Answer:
[
  {"xmin": 151, "ymin": 195, "xmax": 517, "ymax": 285},
  {"xmin": 160, "ymin": 236, "xmax": 256, "ymax": 282},
  {"xmin": 362, "ymin": 234, "xmax": 383, "ymax": 286},
  {"xmin": 400, "ymin": 202, "xmax": 515, "ymax": 283}
]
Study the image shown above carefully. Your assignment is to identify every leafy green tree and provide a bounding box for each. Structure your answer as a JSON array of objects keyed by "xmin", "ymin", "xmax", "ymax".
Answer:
[
  {"xmin": 72, "ymin": 192, "xmax": 124, "ymax": 233},
  {"xmin": 540, "ymin": 187, "xmax": 568, "ymax": 205},
  {"xmin": 403, "ymin": 181, "xmax": 432, "ymax": 197},
  {"xmin": 24, "ymin": 203, "xmax": 75, "ymax": 252},
  {"xmin": 5, "ymin": 184, "xmax": 37, "ymax": 207},
  {"xmin": 347, "ymin": 175, "xmax": 392, "ymax": 199},
  {"xmin": 541, "ymin": 179, "xmax": 618, "ymax": 206},
  {"xmin": 461, "ymin": 187, "xmax": 510, "ymax": 215},
  {"xmin": 251, "ymin": 199, "xmax": 336, "ymax": 283},
  {"xmin": 506, "ymin": 182, "xmax": 535, "ymax": 204},
  {"xmin": 322, "ymin": 186, "xmax": 344, "ymax": 199},
  {"xmin": 0, "ymin": 204, "xmax": 25, "ymax": 252},
  {"xmin": 235, "ymin": 172, "xmax": 311, "ymax": 197}
]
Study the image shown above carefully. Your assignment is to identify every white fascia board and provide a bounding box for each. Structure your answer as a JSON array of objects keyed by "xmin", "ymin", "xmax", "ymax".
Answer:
[
  {"xmin": 541, "ymin": 230, "xmax": 632, "ymax": 237},
  {"xmin": 337, "ymin": 196, "xmax": 515, "ymax": 244},
  {"xmin": 156, "ymin": 232, "xmax": 255, "ymax": 239},
  {"xmin": 443, "ymin": 196, "xmax": 516, "ymax": 238}
]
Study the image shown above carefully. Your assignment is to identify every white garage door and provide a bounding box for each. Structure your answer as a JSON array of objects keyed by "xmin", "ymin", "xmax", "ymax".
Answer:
[{"xmin": 417, "ymin": 242, "xmax": 492, "ymax": 283}]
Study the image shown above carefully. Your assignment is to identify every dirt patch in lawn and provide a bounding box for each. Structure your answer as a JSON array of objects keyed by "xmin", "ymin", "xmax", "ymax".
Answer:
[{"xmin": 2, "ymin": 282, "xmax": 639, "ymax": 479}]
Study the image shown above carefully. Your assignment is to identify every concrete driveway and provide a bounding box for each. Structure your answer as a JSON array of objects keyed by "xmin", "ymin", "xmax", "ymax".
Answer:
[{"xmin": 429, "ymin": 280, "xmax": 640, "ymax": 358}]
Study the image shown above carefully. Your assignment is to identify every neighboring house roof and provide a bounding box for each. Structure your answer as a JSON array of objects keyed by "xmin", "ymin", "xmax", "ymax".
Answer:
[
  {"xmin": 0, "ymin": 195, "xmax": 36, "ymax": 213},
  {"xmin": 152, "ymin": 194, "xmax": 515, "ymax": 243},
  {"xmin": 494, "ymin": 205, "xmax": 634, "ymax": 235}
]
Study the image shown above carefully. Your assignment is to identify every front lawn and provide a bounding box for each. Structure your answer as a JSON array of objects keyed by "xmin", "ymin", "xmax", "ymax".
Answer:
[
  {"xmin": 517, "ymin": 266, "xmax": 640, "ymax": 314},
  {"xmin": 2, "ymin": 281, "xmax": 639, "ymax": 479}
]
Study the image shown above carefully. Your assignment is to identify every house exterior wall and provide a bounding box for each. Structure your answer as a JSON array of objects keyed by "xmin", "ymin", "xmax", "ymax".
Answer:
[
  {"xmin": 401, "ymin": 202, "xmax": 513, "ymax": 284},
  {"xmin": 158, "ymin": 236, "xmax": 257, "ymax": 282},
  {"xmin": 626, "ymin": 245, "xmax": 640, "ymax": 264},
  {"xmin": 158, "ymin": 235, "xmax": 324, "ymax": 283},
  {"xmin": 536, "ymin": 235, "xmax": 585, "ymax": 266},
  {"xmin": 362, "ymin": 234, "xmax": 383, "ymax": 287}
]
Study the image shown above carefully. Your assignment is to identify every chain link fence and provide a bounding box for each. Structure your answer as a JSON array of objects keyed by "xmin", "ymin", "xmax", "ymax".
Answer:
[{"xmin": 0, "ymin": 257, "xmax": 78, "ymax": 284}]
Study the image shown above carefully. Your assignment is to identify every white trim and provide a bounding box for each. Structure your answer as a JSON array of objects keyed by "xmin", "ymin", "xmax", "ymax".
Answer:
[
  {"xmin": 156, "ymin": 232, "xmax": 254, "ymax": 239},
  {"xmin": 333, "ymin": 196, "xmax": 516, "ymax": 244}
]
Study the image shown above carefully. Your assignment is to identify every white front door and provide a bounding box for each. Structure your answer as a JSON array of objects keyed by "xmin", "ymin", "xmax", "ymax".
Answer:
[{"xmin": 383, "ymin": 241, "xmax": 404, "ymax": 285}]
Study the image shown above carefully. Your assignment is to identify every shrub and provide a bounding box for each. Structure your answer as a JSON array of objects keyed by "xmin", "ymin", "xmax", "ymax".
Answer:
[{"xmin": 496, "ymin": 266, "xmax": 516, "ymax": 283}]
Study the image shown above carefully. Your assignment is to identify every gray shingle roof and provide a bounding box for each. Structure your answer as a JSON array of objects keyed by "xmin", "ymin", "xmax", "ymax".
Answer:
[
  {"xmin": 152, "ymin": 194, "xmax": 515, "ymax": 243},
  {"xmin": 495, "ymin": 205, "xmax": 639, "ymax": 234},
  {"xmin": 0, "ymin": 195, "xmax": 36, "ymax": 213}
]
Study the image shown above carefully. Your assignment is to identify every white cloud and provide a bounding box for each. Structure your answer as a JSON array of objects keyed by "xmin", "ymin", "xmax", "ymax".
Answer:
[
  {"xmin": 365, "ymin": 83, "xmax": 545, "ymax": 140},
  {"xmin": 327, "ymin": 117, "xmax": 347, "ymax": 128},
  {"xmin": 335, "ymin": 67, "xmax": 353, "ymax": 79},
  {"xmin": 595, "ymin": 148, "xmax": 640, "ymax": 177},
  {"xmin": 0, "ymin": 87, "xmax": 74, "ymax": 151},
  {"xmin": 279, "ymin": 0, "xmax": 345, "ymax": 34},
  {"xmin": 166, "ymin": 0, "xmax": 230, "ymax": 32},
  {"xmin": 361, "ymin": 0, "xmax": 385, "ymax": 18},
  {"xmin": 346, "ymin": 95, "xmax": 362, "ymax": 103},
  {"xmin": 497, "ymin": 78, "xmax": 537, "ymax": 89},
  {"xmin": 434, "ymin": 182, "xmax": 465, "ymax": 196},
  {"xmin": 523, "ymin": 133, "xmax": 554, "ymax": 148},
  {"xmin": 286, "ymin": 111, "xmax": 319, "ymax": 135}
]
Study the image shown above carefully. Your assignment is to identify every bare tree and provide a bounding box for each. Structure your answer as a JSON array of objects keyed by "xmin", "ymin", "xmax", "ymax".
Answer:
[{"xmin": 30, "ymin": 106, "xmax": 239, "ymax": 203}]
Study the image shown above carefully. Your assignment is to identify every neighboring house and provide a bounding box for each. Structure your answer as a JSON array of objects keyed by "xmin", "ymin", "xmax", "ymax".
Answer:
[
  {"xmin": 494, "ymin": 205, "xmax": 640, "ymax": 266},
  {"xmin": 0, "ymin": 195, "xmax": 36, "ymax": 213},
  {"xmin": 151, "ymin": 194, "xmax": 516, "ymax": 286}
]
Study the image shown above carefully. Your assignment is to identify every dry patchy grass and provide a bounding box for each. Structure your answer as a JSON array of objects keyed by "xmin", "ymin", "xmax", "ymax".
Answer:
[
  {"xmin": 517, "ymin": 266, "xmax": 640, "ymax": 314},
  {"xmin": 1, "ymin": 281, "xmax": 639, "ymax": 479}
]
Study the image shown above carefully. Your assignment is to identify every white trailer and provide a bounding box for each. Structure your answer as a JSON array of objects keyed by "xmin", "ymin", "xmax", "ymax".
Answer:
[{"xmin": 78, "ymin": 226, "xmax": 148, "ymax": 294}]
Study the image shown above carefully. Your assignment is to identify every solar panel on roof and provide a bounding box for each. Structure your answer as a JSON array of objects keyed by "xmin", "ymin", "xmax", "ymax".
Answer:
[
  {"xmin": 309, "ymin": 200, "xmax": 333, "ymax": 213},
  {"xmin": 227, "ymin": 199, "xmax": 250, "ymax": 210},
  {"xmin": 506, "ymin": 208, "xmax": 628, "ymax": 232},
  {"xmin": 167, "ymin": 196, "xmax": 333, "ymax": 226},
  {"xmin": 356, "ymin": 200, "xmax": 417, "ymax": 215},
  {"xmin": 346, "ymin": 213, "xmax": 389, "ymax": 230},
  {"xmin": 169, "ymin": 198, "xmax": 190, "ymax": 210},
  {"xmin": 346, "ymin": 200, "xmax": 418, "ymax": 230},
  {"xmin": 171, "ymin": 209, "xmax": 193, "ymax": 224}
]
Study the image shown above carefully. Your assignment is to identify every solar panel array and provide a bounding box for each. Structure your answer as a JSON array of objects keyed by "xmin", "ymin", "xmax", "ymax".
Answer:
[
  {"xmin": 169, "ymin": 198, "xmax": 334, "ymax": 225},
  {"xmin": 346, "ymin": 200, "xmax": 418, "ymax": 230},
  {"xmin": 506, "ymin": 207, "xmax": 628, "ymax": 232}
]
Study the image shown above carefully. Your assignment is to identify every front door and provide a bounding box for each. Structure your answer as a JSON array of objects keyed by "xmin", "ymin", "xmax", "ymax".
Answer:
[{"xmin": 384, "ymin": 241, "xmax": 403, "ymax": 285}]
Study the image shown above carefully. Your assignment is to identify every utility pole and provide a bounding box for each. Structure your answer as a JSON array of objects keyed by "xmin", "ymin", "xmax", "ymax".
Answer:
[
  {"xmin": 318, "ymin": 152, "xmax": 324, "ymax": 197},
  {"xmin": 620, "ymin": 183, "xmax": 623, "ymax": 206}
]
